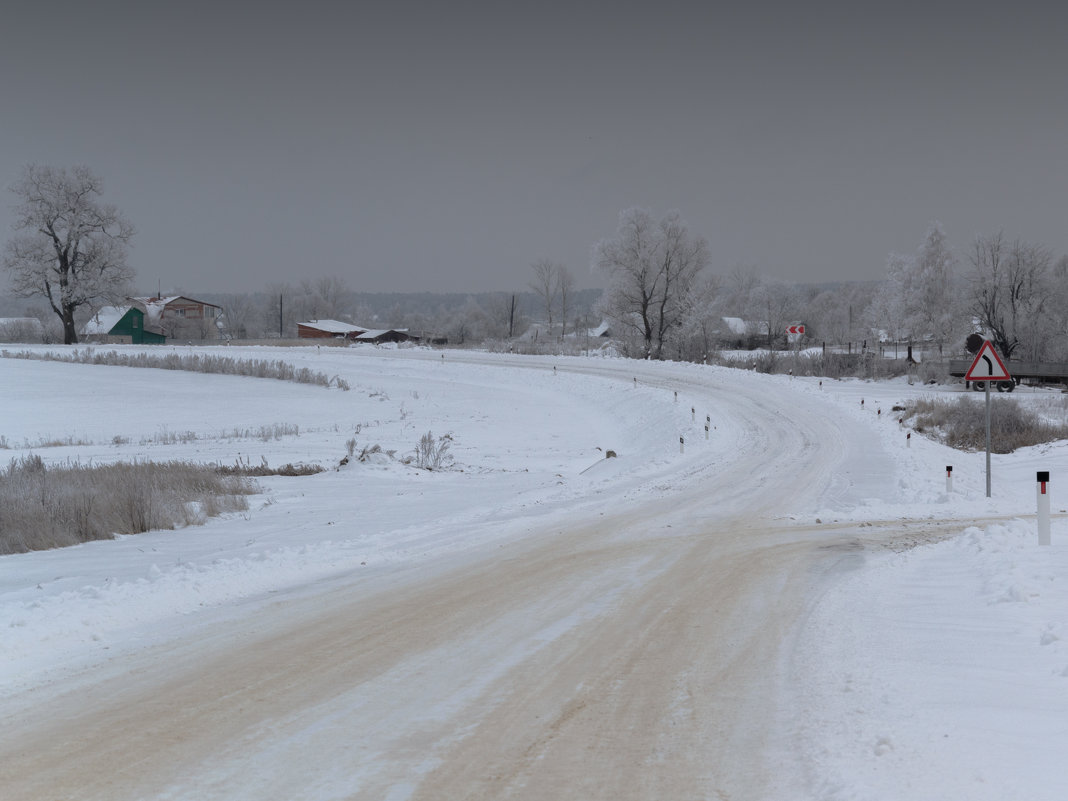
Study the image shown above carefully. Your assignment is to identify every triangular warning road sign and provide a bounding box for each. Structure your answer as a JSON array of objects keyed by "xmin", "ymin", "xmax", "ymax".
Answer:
[{"xmin": 965, "ymin": 340, "xmax": 1012, "ymax": 381}]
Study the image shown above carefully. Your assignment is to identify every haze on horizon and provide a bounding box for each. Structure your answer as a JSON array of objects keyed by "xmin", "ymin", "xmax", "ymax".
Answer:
[{"xmin": 1, "ymin": 0, "xmax": 1065, "ymax": 296}]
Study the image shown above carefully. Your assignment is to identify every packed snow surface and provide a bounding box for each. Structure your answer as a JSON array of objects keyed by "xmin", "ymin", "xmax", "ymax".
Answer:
[{"xmin": 1, "ymin": 344, "xmax": 1066, "ymax": 799}]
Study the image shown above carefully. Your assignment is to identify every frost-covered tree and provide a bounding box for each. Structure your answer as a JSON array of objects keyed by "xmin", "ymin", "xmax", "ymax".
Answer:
[
  {"xmin": 668, "ymin": 273, "xmax": 723, "ymax": 361},
  {"xmin": 3, "ymin": 165, "xmax": 135, "ymax": 343},
  {"xmin": 304, "ymin": 275, "xmax": 351, "ymax": 320},
  {"xmin": 593, "ymin": 208, "xmax": 709, "ymax": 359},
  {"xmin": 910, "ymin": 222, "xmax": 958, "ymax": 351},
  {"xmin": 867, "ymin": 256, "xmax": 909, "ymax": 355},
  {"xmin": 803, "ymin": 284, "xmax": 874, "ymax": 346},
  {"xmin": 877, "ymin": 222, "xmax": 958, "ymax": 354},
  {"xmin": 449, "ymin": 296, "xmax": 493, "ymax": 345}
]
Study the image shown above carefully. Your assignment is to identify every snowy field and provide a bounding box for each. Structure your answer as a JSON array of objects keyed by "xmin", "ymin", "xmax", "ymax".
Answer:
[{"xmin": 1, "ymin": 343, "xmax": 1066, "ymax": 800}]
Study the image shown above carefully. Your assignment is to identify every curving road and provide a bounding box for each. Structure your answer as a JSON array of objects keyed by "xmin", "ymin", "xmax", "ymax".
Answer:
[{"xmin": 0, "ymin": 355, "xmax": 933, "ymax": 800}]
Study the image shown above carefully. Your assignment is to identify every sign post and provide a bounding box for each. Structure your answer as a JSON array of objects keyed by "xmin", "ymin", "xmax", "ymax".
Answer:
[
  {"xmin": 788, "ymin": 324, "xmax": 805, "ymax": 375},
  {"xmin": 964, "ymin": 341, "xmax": 1012, "ymax": 498}
]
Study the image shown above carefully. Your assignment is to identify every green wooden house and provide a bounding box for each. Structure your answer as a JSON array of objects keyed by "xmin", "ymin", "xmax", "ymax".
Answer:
[{"xmin": 82, "ymin": 306, "xmax": 166, "ymax": 344}]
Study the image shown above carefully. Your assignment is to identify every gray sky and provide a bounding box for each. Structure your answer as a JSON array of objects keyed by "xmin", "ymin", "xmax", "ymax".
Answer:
[{"xmin": 2, "ymin": 0, "xmax": 1066, "ymax": 295}]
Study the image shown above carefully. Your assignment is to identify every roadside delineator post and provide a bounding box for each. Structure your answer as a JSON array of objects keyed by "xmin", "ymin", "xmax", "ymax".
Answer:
[
  {"xmin": 680, "ymin": 436, "xmax": 684, "ymax": 455},
  {"xmin": 946, "ymin": 465, "xmax": 953, "ymax": 494},
  {"xmin": 674, "ymin": 391, "xmax": 678, "ymax": 402},
  {"xmin": 705, "ymin": 423, "xmax": 709, "ymax": 440},
  {"xmin": 907, "ymin": 432, "xmax": 911, "ymax": 447},
  {"xmin": 691, "ymin": 406, "xmax": 695, "ymax": 422},
  {"xmin": 1037, "ymin": 471, "xmax": 1051, "ymax": 546}
]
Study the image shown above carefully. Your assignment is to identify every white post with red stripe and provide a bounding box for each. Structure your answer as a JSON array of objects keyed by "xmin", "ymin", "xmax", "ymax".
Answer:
[
  {"xmin": 1037, "ymin": 471, "xmax": 1051, "ymax": 546},
  {"xmin": 946, "ymin": 465, "xmax": 953, "ymax": 494}
]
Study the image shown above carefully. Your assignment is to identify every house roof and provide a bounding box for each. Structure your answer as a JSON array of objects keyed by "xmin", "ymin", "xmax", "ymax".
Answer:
[
  {"xmin": 131, "ymin": 295, "xmax": 221, "ymax": 309},
  {"xmin": 82, "ymin": 306, "xmax": 133, "ymax": 335},
  {"xmin": 298, "ymin": 319, "xmax": 367, "ymax": 335},
  {"xmin": 354, "ymin": 328, "xmax": 409, "ymax": 340}
]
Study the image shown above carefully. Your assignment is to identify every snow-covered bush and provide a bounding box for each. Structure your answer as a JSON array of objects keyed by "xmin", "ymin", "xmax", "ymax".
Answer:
[
  {"xmin": 411, "ymin": 431, "xmax": 452, "ymax": 471},
  {"xmin": 902, "ymin": 396, "xmax": 1068, "ymax": 452},
  {"xmin": 0, "ymin": 349, "xmax": 349, "ymax": 390},
  {"xmin": 0, "ymin": 457, "xmax": 257, "ymax": 554}
]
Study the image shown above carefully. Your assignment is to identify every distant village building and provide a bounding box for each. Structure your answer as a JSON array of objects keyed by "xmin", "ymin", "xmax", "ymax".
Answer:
[
  {"xmin": 296, "ymin": 320, "xmax": 418, "ymax": 344},
  {"xmin": 129, "ymin": 296, "xmax": 224, "ymax": 340},
  {"xmin": 588, "ymin": 320, "xmax": 612, "ymax": 338},
  {"xmin": 82, "ymin": 306, "xmax": 166, "ymax": 344}
]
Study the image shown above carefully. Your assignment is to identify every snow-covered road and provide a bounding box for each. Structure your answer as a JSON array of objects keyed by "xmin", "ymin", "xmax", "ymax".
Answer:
[{"xmin": 2, "ymin": 346, "xmax": 1066, "ymax": 800}]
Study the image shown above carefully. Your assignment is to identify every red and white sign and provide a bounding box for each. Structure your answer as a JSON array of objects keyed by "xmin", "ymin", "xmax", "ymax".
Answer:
[
  {"xmin": 786, "ymin": 325, "xmax": 805, "ymax": 335},
  {"xmin": 964, "ymin": 340, "xmax": 1012, "ymax": 382}
]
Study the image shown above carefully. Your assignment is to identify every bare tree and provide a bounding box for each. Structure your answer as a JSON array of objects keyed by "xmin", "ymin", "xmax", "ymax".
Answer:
[
  {"xmin": 218, "ymin": 293, "xmax": 259, "ymax": 339},
  {"xmin": 804, "ymin": 288, "xmax": 849, "ymax": 345},
  {"xmin": 593, "ymin": 208, "xmax": 709, "ymax": 359},
  {"xmin": 480, "ymin": 292, "xmax": 523, "ymax": 339},
  {"xmin": 3, "ymin": 165, "xmax": 135, "ymax": 343},
  {"xmin": 264, "ymin": 283, "xmax": 303, "ymax": 337},
  {"xmin": 1050, "ymin": 255, "xmax": 1068, "ymax": 360},
  {"xmin": 751, "ymin": 279, "xmax": 800, "ymax": 349},
  {"xmin": 529, "ymin": 259, "xmax": 561, "ymax": 332},
  {"xmin": 723, "ymin": 265, "xmax": 761, "ymax": 315},
  {"xmin": 310, "ymin": 275, "xmax": 350, "ymax": 320},
  {"xmin": 557, "ymin": 266, "xmax": 574, "ymax": 337},
  {"xmin": 969, "ymin": 232, "xmax": 1053, "ymax": 361}
]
